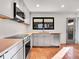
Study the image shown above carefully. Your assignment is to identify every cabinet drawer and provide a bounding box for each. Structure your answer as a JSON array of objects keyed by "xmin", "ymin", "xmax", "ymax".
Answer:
[
  {"xmin": 4, "ymin": 41, "xmax": 23, "ymax": 59},
  {"xmin": 12, "ymin": 48, "xmax": 23, "ymax": 59}
]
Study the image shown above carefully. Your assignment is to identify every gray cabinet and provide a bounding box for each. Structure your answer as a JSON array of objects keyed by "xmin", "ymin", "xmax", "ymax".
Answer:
[
  {"xmin": 50, "ymin": 34, "xmax": 60, "ymax": 46},
  {"xmin": 32, "ymin": 33, "xmax": 60, "ymax": 46},
  {"xmin": 32, "ymin": 34, "xmax": 50, "ymax": 46}
]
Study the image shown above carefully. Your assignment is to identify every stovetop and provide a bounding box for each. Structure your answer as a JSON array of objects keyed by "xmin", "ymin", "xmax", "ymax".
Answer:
[
  {"xmin": 5, "ymin": 34, "xmax": 28, "ymax": 39},
  {"xmin": 5, "ymin": 34, "xmax": 31, "ymax": 43}
]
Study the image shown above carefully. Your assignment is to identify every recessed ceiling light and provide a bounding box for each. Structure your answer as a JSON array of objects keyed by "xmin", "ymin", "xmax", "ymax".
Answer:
[
  {"xmin": 36, "ymin": 4, "xmax": 40, "ymax": 7},
  {"xmin": 76, "ymin": 9, "xmax": 79, "ymax": 11},
  {"xmin": 61, "ymin": 5, "xmax": 64, "ymax": 8}
]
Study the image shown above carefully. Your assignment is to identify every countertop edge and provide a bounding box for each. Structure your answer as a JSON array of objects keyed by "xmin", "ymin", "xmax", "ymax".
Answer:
[
  {"xmin": 0, "ymin": 39, "xmax": 23, "ymax": 56},
  {"xmin": 26, "ymin": 32, "xmax": 60, "ymax": 36}
]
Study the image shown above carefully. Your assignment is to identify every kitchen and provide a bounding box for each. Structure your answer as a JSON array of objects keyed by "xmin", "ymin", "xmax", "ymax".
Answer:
[{"xmin": 0, "ymin": 0, "xmax": 79, "ymax": 59}]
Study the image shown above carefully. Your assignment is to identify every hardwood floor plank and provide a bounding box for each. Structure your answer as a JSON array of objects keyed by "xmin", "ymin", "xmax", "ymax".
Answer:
[
  {"xmin": 29, "ymin": 44, "xmax": 79, "ymax": 59},
  {"xmin": 29, "ymin": 48, "xmax": 60, "ymax": 59}
]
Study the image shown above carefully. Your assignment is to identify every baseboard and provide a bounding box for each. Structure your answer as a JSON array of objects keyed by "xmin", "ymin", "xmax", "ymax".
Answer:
[{"xmin": 33, "ymin": 46, "xmax": 59, "ymax": 48}]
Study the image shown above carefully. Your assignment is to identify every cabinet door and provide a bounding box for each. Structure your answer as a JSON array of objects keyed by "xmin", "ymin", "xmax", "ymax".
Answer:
[
  {"xmin": 4, "ymin": 41, "xmax": 23, "ymax": 59},
  {"xmin": 33, "ymin": 34, "xmax": 51, "ymax": 46},
  {"xmin": 50, "ymin": 35, "xmax": 60, "ymax": 46},
  {"xmin": 24, "ymin": 9, "xmax": 30, "ymax": 24},
  {"xmin": 32, "ymin": 34, "xmax": 39, "ymax": 46},
  {"xmin": 12, "ymin": 48, "xmax": 23, "ymax": 59},
  {"xmin": 42, "ymin": 34, "xmax": 50, "ymax": 46},
  {"xmin": 0, "ymin": 56, "xmax": 3, "ymax": 59}
]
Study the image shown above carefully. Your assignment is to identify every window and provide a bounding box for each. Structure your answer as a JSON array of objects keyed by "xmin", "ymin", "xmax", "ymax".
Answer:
[{"xmin": 33, "ymin": 17, "xmax": 54, "ymax": 30}]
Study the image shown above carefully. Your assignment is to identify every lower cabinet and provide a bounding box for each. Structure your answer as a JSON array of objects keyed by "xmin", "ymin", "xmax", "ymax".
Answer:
[
  {"xmin": 32, "ymin": 33, "xmax": 60, "ymax": 46},
  {"xmin": 0, "ymin": 56, "xmax": 3, "ymax": 59},
  {"xmin": 50, "ymin": 34, "xmax": 60, "ymax": 46},
  {"xmin": 4, "ymin": 41, "xmax": 24, "ymax": 59},
  {"xmin": 11, "ymin": 48, "xmax": 23, "ymax": 59},
  {"xmin": 32, "ymin": 34, "xmax": 51, "ymax": 46}
]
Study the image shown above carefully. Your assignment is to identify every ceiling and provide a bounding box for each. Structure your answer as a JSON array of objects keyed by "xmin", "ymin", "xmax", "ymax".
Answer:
[{"xmin": 23, "ymin": 0, "xmax": 79, "ymax": 12}]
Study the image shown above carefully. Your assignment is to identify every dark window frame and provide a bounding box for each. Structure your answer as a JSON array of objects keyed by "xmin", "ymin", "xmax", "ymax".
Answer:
[{"xmin": 33, "ymin": 17, "xmax": 54, "ymax": 30}]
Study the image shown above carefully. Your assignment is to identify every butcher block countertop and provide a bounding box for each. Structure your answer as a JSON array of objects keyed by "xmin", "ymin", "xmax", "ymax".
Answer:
[
  {"xmin": 0, "ymin": 39, "xmax": 23, "ymax": 56},
  {"xmin": 26, "ymin": 31, "xmax": 60, "ymax": 36}
]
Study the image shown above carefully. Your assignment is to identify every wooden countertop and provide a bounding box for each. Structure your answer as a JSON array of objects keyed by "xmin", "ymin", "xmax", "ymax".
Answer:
[
  {"xmin": 46, "ymin": 32, "xmax": 60, "ymax": 34},
  {"xmin": 26, "ymin": 32, "xmax": 60, "ymax": 36},
  {"xmin": 0, "ymin": 39, "xmax": 22, "ymax": 56}
]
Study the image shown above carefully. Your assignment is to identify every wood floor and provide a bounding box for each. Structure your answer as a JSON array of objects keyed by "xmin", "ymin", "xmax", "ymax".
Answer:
[
  {"xmin": 29, "ymin": 44, "xmax": 79, "ymax": 59},
  {"xmin": 62, "ymin": 44, "xmax": 79, "ymax": 59},
  {"xmin": 29, "ymin": 47, "xmax": 61, "ymax": 59}
]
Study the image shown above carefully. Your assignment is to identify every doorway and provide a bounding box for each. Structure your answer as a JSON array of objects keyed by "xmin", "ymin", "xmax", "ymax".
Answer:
[{"xmin": 66, "ymin": 18, "xmax": 75, "ymax": 44}]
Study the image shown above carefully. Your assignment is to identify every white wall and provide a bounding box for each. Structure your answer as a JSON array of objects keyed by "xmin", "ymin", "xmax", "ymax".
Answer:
[
  {"xmin": 0, "ymin": 19, "xmax": 29, "ymax": 38},
  {"xmin": 30, "ymin": 12, "xmax": 76, "ymax": 44}
]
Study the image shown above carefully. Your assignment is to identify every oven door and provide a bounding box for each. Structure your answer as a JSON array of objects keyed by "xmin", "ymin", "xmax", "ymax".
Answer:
[{"xmin": 24, "ymin": 40, "xmax": 30, "ymax": 59}]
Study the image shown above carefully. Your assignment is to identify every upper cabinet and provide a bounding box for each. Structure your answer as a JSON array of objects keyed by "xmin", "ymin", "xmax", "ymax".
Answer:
[
  {"xmin": 24, "ymin": 9, "xmax": 30, "ymax": 24},
  {"xmin": 0, "ymin": 0, "xmax": 13, "ymax": 18},
  {"xmin": 24, "ymin": 6, "xmax": 31, "ymax": 24}
]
